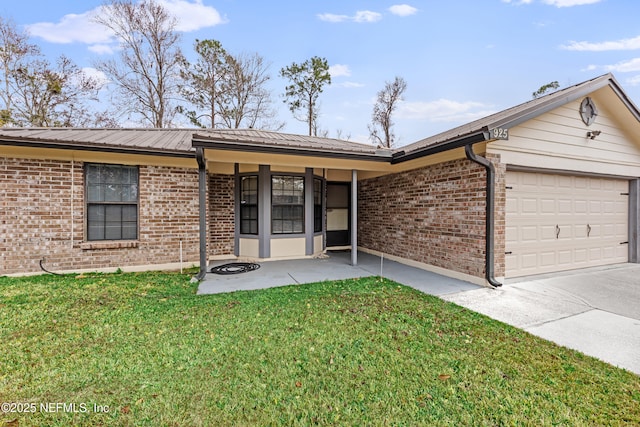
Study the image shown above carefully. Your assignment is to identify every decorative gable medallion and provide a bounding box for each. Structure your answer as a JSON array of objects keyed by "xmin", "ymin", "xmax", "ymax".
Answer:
[{"xmin": 580, "ymin": 97, "xmax": 598, "ymax": 126}]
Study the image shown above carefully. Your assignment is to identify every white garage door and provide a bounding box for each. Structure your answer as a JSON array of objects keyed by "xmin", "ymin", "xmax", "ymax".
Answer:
[{"xmin": 505, "ymin": 171, "xmax": 629, "ymax": 278}]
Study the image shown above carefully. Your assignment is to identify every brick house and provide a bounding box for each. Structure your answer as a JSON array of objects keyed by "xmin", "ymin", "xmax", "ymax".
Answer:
[{"xmin": 2, "ymin": 73, "xmax": 640, "ymax": 286}]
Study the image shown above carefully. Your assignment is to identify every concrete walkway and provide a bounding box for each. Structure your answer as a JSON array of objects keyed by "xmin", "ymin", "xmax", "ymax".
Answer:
[
  {"xmin": 443, "ymin": 264, "xmax": 640, "ymax": 375},
  {"xmin": 197, "ymin": 251, "xmax": 478, "ymax": 296}
]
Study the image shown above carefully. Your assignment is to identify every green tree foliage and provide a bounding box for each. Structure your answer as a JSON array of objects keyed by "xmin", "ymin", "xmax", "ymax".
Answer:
[
  {"xmin": 532, "ymin": 81, "xmax": 560, "ymax": 99},
  {"xmin": 179, "ymin": 39, "xmax": 231, "ymax": 128},
  {"xmin": 280, "ymin": 56, "xmax": 331, "ymax": 136},
  {"xmin": 180, "ymin": 40, "xmax": 282, "ymax": 130},
  {"xmin": 368, "ymin": 76, "xmax": 407, "ymax": 148}
]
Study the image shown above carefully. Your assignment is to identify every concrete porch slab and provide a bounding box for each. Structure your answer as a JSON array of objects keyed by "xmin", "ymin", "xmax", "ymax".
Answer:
[{"xmin": 197, "ymin": 251, "xmax": 479, "ymax": 296}]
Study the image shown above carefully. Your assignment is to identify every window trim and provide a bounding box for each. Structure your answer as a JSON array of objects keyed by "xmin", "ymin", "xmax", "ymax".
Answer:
[
  {"xmin": 239, "ymin": 174, "xmax": 259, "ymax": 235},
  {"xmin": 85, "ymin": 163, "xmax": 139, "ymax": 242},
  {"xmin": 271, "ymin": 174, "xmax": 305, "ymax": 235},
  {"xmin": 313, "ymin": 178, "xmax": 323, "ymax": 233}
]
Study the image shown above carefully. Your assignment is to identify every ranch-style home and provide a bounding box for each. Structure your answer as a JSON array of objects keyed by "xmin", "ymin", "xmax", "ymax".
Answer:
[{"xmin": 2, "ymin": 73, "xmax": 640, "ymax": 286}]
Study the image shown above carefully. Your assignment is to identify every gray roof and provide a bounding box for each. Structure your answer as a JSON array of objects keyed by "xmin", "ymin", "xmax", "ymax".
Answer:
[
  {"xmin": 193, "ymin": 129, "xmax": 386, "ymax": 157},
  {"xmin": 397, "ymin": 73, "xmax": 640, "ymax": 159},
  {"xmin": 0, "ymin": 73, "xmax": 635, "ymax": 163},
  {"xmin": 0, "ymin": 128, "xmax": 195, "ymax": 156},
  {"xmin": 0, "ymin": 127, "xmax": 387, "ymax": 159}
]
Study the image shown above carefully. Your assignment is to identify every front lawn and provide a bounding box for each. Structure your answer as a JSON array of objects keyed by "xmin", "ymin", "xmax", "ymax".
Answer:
[{"xmin": 1, "ymin": 272, "xmax": 638, "ymax": 426}]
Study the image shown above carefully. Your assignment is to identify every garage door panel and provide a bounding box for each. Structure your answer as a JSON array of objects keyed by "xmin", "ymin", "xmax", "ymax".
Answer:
[{"xmin": 506, "ymin": 171, "xmax": 628, "ymax": 278}]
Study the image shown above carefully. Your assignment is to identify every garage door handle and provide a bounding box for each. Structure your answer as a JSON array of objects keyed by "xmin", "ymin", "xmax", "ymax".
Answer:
[
  {"xmin": 556, "ymin": 225, "xmax": 560, "ymax": 239},
  {"xmin": 587, "ymin": 224, "xmax": 591, "ymax": 237}
]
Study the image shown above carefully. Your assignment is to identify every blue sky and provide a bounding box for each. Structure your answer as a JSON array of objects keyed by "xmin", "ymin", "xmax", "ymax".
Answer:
[{"xmin": 2, "ymin": 0, "xmax": 640, "ymax": 146}]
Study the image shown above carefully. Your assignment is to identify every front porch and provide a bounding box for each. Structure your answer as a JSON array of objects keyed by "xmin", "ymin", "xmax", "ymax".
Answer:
[{"xmin": 197, "ymin": 251, "xmax": 479, "ymax": 296}]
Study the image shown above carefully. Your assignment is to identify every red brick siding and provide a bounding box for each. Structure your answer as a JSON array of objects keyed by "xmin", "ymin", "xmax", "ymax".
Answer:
[
  {"xmin": 208, "ymin": 174, "xmax": 235, "ymax": 256},
  {"xmin": 1, "ymin": 157, "xmax": 202, "ymax": 275},
  {"xmin": 358, "ymin": 158, "xmax": 490, "ymax": 279}
]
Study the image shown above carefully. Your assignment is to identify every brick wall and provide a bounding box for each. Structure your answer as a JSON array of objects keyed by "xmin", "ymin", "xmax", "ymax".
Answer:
[
  {"xmin": 208, "ymin": 174, "xmax": 235, "ymax": 256},
  {"xmin": 358, "ymin": 158, "xmax": 493, "ymax": 279},
  {"xmin": 488, "ymin": 153, "xmax": 506, "ymax": 279},
  {"xmin": 1, "ymin": 157, "xmax": 203, "ymax": 275}
]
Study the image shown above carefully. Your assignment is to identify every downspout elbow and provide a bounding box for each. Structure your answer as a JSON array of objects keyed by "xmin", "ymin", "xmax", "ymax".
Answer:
[{"xmin": 464, "ymin": 144, "xmax": 503, "ymax": 288}]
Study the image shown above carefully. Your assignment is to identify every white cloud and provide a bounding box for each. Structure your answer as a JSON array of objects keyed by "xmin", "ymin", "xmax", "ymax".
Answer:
[
  {"xmin": 397, "ymin": 99, "xmax": 496, "ymax": 123},
  {"xmin": 605, "ymin": 58, "xmax": 640, "ymax": 73},
  {"xmin": 340, "ymin": 81, "xmax": 365, "ymax": 88},
  {"xmin": 88, "ymin": 44, "xmax": 116, "ymax": 55},
  {"xmin": 329, "ymin": 64, "xmax": 351, "ymax": 77},
  {"xmin": 389, "ymin": 4, "xmax": 418, "ymax": 17},
  {"xmin": 319, "ymin": 10, "xmax": 382, "ymax": 23},
  {"xmin": 27, "ymin": 0, "xmax": 225, "ymax": 47},
  {"xmin": 582, "ymin": 58, "xmax": 640, "ymax": 73},
  {"xmin": 503, "ymin": 0, "xmax": 600, "ymax": 5},
  {"xmin": 354, "ymin": 11, "xmax": 382, "ymax": 23},
  {"xmin": 626, "ymin": 75, "xmax": 640, "ymax": 86},
  {"xmin": 542, "ymin": 0, "xmax": 601, "ymax": 6},
  {"xmin": 501, "ymin": 0, "xmax": 534, "ymax": 5},
  {"xmin": 157, "ymin": 0, "xmax": 226, "ymax": 32},
  {"xmin": 27, "ymin": 10, "xmax": 111, "ymax": 44},
  {"xmin": 317, "ymin": 13, "xmax": 350, "ymax": 23},
  {"xmin": 82, "ymin": 67, "xmax": 110, "ymax": 86},
  {"xmin": 561, "ymin": 35, "xmax": 640, "ymax": 51}
]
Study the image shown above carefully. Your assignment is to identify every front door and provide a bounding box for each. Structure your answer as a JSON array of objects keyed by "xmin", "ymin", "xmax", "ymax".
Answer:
[{"xmin": 326, "ymin": 182, "xmax": 350, "ymax": 247}]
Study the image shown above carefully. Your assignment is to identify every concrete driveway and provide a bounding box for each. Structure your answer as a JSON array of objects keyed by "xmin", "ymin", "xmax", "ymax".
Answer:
[{"xmin": 442, "ymin": 264, "xmax": 640, "ymax": 375}]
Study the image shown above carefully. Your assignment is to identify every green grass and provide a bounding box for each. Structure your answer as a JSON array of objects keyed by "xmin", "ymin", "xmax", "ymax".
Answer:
[{"xmin": 1, "ymin": 272, "xmax": 639, "ymax": 426}]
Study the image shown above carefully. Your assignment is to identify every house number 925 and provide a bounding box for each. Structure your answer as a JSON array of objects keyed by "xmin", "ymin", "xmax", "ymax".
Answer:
[{"xmin": 491, "ymin": 127, "xmax": 509, "ymax": 140}]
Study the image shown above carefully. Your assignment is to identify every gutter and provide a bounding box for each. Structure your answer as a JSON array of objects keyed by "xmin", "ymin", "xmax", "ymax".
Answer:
[
  {"xmin": 464, "ymin": 143, "xmax": 502, "ymax": 288},
  {"xmin": 391, "ymin": 132, "xmax": 487, "ymax": 164},
  {"xmin": 195, "ymin": 147, "xmax": 208, "ymax": 281},
  {"xmin": 192, "ymin": 139, "xmax": 392, "ymax": 162}
]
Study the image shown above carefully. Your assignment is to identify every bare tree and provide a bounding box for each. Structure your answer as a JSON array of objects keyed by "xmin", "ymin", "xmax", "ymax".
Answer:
[
  {"xmin": 532, "ymin": 81, "xmax": 560, "ymax": 99},
  {"xmin": 93, "ymin": 0, "xmax": 184, "ymax": 128},
  {"xmin": 0, "ymin": 18, "xmax": 101, "ymax": 127},
  {"xmin": 221, "ymin": 51, "xmax": 283, "ymax": 130},
  {"xmin": 280, "ymin": 56, "xmax": 331, "ymax": 136},
  {"xmin": 0, "ymin": 17, "xmax": 40, "ymax": 125},
  {"xmin": 10, "ymin": 56, "xmax": 100, "ymax": 127},
  {"xmin": 368, "ymin": 76, "xmax": 407, "ymax": 148}
]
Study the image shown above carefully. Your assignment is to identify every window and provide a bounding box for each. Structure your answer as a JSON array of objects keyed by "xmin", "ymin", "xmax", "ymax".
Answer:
[
  {"xmin": 86, "ymin": 164, "xmax": 138, "ymax": 241},
  {"xmin": 272, "ymin": 175, "xmax": 304, "ymax": 234},
  {"xmin": 240, "ymin": 175, "xmax": 258, "ymax": 234},
  {"xmin": 314, "ymin": 178, "xmax": 323, "ymax": 233}
]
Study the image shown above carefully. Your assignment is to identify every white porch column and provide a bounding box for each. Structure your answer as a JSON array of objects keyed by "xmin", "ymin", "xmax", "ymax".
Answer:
[{"xmin": 351, "ymin": 169, "xmax": 358, "ymax": 266}]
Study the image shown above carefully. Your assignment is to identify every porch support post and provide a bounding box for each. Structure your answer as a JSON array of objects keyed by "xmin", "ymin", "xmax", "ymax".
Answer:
[
  {"xmin": 258, "ymin": 165, "xmax": 271, "ymax": 258},
  {"xmin": 351, "ymin": 169, "xmax": 358, "ymax": 266},
  {"xmin": 233, "ymin": 163, "xmax": 240, "ymax": 257},
  {"xmin": 305, "ymin": 168, "xmax": 314, "ymax": 255},
  {"xmin": 196, "ymin": 148, "xmax": 208, "ymax": 280}
]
